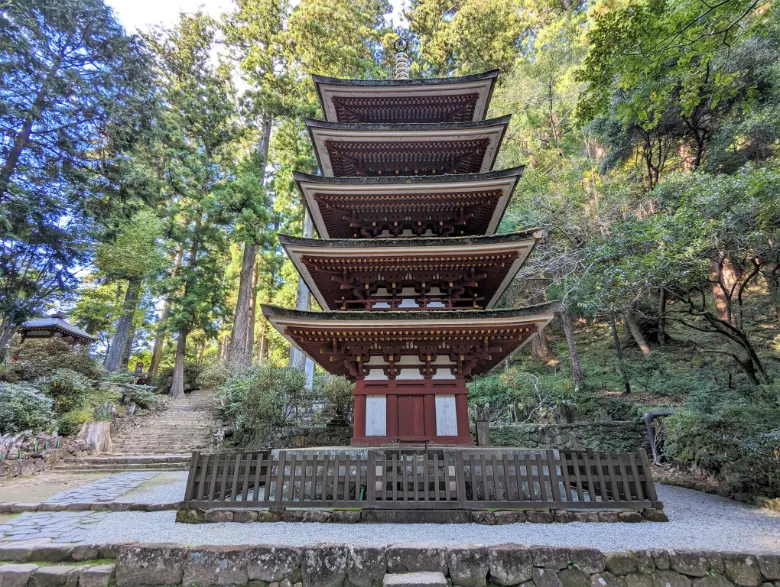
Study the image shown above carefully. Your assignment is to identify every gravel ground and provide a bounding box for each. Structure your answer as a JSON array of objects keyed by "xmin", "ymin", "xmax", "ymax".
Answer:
[
  {"xmin": 81, "ymin": 484, "xmax": 780, "ymax": 552},
  {"xmin": 115, "ymin": 472, "xmax": 188, "ymax": 504}
]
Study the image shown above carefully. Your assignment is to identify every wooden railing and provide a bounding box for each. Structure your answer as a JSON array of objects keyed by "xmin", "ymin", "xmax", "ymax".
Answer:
[{"xmin": 183, "ymin": 448, "xmax": 661, "ymax": 510}]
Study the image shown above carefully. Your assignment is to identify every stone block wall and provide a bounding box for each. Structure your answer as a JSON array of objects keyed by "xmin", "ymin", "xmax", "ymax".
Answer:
[
  {"xmin": 266, "ymin": 425, "xmax": 352, "ymax": 448},
  {"xmin": 489, "ymin": 420, "xmax": 648, "ymax": 452},
  {"xmin": 111, "ymin": 543, "xmax": 780, "ymax": 587}
]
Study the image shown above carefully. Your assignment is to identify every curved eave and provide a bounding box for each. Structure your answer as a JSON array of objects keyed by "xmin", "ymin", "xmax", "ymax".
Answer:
[
  {"xmin": 305, "ymin": 116, "xmax": 511, "ymax": 178},
  {"xmin": 312, "ymin": 70, "xmax": 499, "ymax": 123},
  {"xmin": 295, "ymin": 167, "xmax": 524, "ymax": 240},
  {"xmin": 262, "ymin": 303, "xmax": 559, "ymax": 373},
  {"xmin": 280, "ymin": 231, "xmax": 539, "ymax": 311}
]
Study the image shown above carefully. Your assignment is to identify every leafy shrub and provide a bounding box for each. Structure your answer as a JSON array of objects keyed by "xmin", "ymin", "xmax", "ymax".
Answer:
[
  {"xmin": 150, "ymin": 362, "xmax": 204, "ymax": 394},
  {"xmin": 3, "ymin": 338, "xmax": 103, "ymax": 382},
  {"xmin": 106, "ymin": 371, "xmax": 137, "ymax": 384},
  {"xmin": 122, "ymin": 386, "xmax": 161, "ymax": 410},
  {"xmin": 196, "ymin": 362, "xmax": 236, "ymax": 390},
  {"xmin": 37, "ymin": 368, "xmax": 92, "ymax": 414},
  {"xmin": 319, "ymin": 376, "xmax": 354, "ymax": 422},
  {"xmin": 0, "ymin": 383, "xmax": 56, "ymax": 434},
  {"xmin": 57, "ymin": 410, "xmax": 89, "ymax": 436},
  {"xmin": 662, "ymin": 389, "xmax": 780, "ymax": 498},
  {"xmin": 217, "ymin": 366, "xmax": 311, "ymax": 447}
]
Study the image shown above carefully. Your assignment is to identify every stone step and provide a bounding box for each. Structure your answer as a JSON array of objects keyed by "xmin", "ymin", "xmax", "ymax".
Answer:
[
  {"xmin": 383, "ymin": 573, "xmax": 448, "ymax": 587},
  {"xmin": 63, "ymin": 455, "xmax": 190, "ymax": 464}
]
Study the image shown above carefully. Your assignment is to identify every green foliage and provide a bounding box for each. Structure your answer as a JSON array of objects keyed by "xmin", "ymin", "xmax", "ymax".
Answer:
[
  {"xmin": 0, "ymin": 383, "xmax": 56, "ymax": 434},
  {"xmin": 36, "ymin": 369, "xmax": 92, "ymax": 415},
  {"xmin": 121, "ymin": 386, "xmax": 161, "ymax": 410},
  {"xmin": 662, "ymin": 389, "xmax": 780, "ymax": 498},
  {"xmin": 216, "ymin": 365, "xmax": 311, "ymax": 446},
  {"xmin": 318, "ymin": 376, "xmax": 355, "ymax": 421},
  {"xmin": 2, "ymin": 339, "xmax": 103, "ymax": 382},
  {"xmin": 151, "ymin": 362, "xmax": 203, "ymax": 394}
]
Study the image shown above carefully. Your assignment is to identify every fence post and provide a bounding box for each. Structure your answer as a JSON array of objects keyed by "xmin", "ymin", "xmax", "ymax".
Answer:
[
  {"xmin": 637, "ymin": 448, "xmax": 658, "ymax": 501},
  {"xmin": 456, "ymin": 451, "xmax": 467, "ymax": 505},
  {"xmin": 184, "ymin": 451, "xmax": 200, "ymax": 502}
]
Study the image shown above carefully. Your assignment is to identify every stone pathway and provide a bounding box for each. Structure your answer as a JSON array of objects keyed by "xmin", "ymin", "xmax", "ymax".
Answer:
[
  {"xmin": 44, "ymin": 472, "xmax": 158, "ymax": 504},
  {"xmin": 0, "ymin": 511, "xmax": 106, "ymax": 543}
]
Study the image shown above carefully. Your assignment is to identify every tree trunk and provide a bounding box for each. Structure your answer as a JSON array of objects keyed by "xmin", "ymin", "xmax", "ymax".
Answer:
[
  {"xmin": 762, "ymin": 264, "xmax": 780, "ymax": 322},
  {"xmin": 226, "ymin": 117, "xmax": 272, "ymax": 367},
  {"xmin": 121, "ymin": 321, "xmax": 136, "ymax": 370},
  {"xmin": 531, "ymin": 328, "xmax": 553, "ymax": 361},
  {"xmin": 657, "ymin": 289, "xmax": 667, "ymax": 345},
  {"xmin": 148, "ymin": 248, "xmax": 183, "ymax": 379},
  {"xmin": 609, "ymin": 311, "xmax": 631, "ymax": 394},
  {"xmin": 626, "ymin": 304, "xmax": 652, "ymax": 356},
  {"xmin": 560, "ymin": 309, "xmax": 584, "ymax": 391},
  {"xmin": 0, "ymin": 318, "xmax": 17, "ymax": 359},
  {"xmin": 226, "ymin": 243, "xmax": 258, "ymax": 366},
  {"xmin": 247, "ymin": 260, "xmax": 258, "ymax": 357},
  {"xmin": 258, "ymin": 320, "xmax": 268, "ymax": 364},
  {"xmin": 170, "ymin": 328, "xmax": 189, "ymax": 398},
  {"xmin": 289, "ymin": 208, "xmax": 314, "ymax": 370},
  {"xmin": 709, "ymin": 258, "xmax": 736, "ymax": 326},
  {"xmin": 104, "ymin": 277, "xmax": 142, "ymax": 372}
]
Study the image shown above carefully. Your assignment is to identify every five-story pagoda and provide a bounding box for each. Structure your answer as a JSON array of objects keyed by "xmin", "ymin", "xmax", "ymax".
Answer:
[{"xmin": 262, "ymin": 48, "xmax": 558, "ymax": 446}]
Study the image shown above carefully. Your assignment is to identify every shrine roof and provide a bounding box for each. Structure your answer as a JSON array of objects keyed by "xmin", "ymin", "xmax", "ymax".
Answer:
[
  {"xmin": 305, "ymin": 116, "xmax": 510, "ymax": 178},
  {"xmin": 312, "ymin": 70, "xmax": 499, "ymax": 124},
  {"xmin": 19, "ymin": 317, "xmax": 96, "ymax": 344},
  {"xmin": 294, "ymin": 167, "xmax": 524, "ymax": 239},
  {"xmin": 262, "ymin": 302, "xmax": 559, "ymax": 379},
  {"xmin": 279, "ymin": 231, "xmax": 539, "ymax": 311}
]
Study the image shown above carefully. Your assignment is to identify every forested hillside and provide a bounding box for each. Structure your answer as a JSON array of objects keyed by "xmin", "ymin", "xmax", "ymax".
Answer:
[{"xmin": 0, "ymin": 0, "xmax": 778, "ymax": 498}]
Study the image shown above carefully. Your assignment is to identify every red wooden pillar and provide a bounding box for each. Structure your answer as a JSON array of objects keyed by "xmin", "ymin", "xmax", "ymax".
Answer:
[
  {"xmin": 353, "ymin": 394, "xmax": 366, "ymax": 440},
  {"xmin": 423, "ymin": 394, "xmax": 436, "ymax": 438},
  {"xmin": 456, "ymin": 393, "xmax": 470, "ymax": 439},
  {"xmin": 387, "ymin": 394, "xmax": 399, "ymax": 439}
]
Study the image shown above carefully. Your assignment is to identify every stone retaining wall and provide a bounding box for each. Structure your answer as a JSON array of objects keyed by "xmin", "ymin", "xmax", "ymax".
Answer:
[
  {"xmin": 266, "ymin": 425, "xmax": 353, "ymax": 448},
  {"xmin": 0, "ymin": 438, "xmax": 90, "ymax": 481},
  {"xmin": 109, "ymin": 543, "xmax": 780, "ymax": 587},
  {"xmin": 489, "ymin": 421, "xmax": 647, "ymax": 452},
  {"xmin": 176, "ymin": 507, "xmax": 668, "ymax": 524}
]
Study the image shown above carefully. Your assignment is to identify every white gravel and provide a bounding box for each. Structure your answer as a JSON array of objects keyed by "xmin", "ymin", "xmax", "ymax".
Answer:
[
  {"xmin": 115, "ymin": 472, "xmax": 188, "ymax": 504},
  {"xmin": 82, "ymin": 484, "xmax": 780, "ymax": 552}
]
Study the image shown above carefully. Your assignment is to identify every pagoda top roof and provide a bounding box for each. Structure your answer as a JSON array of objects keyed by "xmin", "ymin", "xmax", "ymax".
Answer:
[
  {"xmin": 306, "ymin": 116, "xmax": 511, "ymax": 178},
  {"xmin": 19, "ymin": 317, "xmax": 96, "ymax": 344},
  {"xmin": 294, "ymin": 167, "xmax": 524, "ymax": 239},
  {"xmin": 312, "ymin": 70, "xmax": 499, "ymax": 124},
  {"xmin": 278, "ymin": 230, "xmax": 539, "ymax": 311}
]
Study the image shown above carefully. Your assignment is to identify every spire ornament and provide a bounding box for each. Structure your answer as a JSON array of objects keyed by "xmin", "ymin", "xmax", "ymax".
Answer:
[{"xmin": 394, "ymin": 38, "xmax": 410, "ymax": 80}]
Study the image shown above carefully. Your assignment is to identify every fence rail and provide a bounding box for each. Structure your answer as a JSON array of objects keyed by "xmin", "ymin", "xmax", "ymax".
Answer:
[{"xmin": 183, "ymin": 448, "xmax": 661, "ymax": 510}]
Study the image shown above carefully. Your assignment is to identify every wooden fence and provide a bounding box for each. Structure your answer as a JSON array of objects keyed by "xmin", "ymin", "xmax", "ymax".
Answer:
[{"xmin": 182, "ymin": 448, "xmax": 661, "ymax": 510}]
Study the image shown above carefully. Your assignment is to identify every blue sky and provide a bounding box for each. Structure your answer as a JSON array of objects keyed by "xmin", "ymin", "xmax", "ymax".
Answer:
[{"xmin": 107, "ymin": 0, "xmax": 406, "ymax": 33}]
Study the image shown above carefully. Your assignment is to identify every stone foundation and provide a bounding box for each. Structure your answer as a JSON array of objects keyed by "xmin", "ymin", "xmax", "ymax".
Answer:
[
  {"xmin": 175, "ymin": 507, "xmax": 668, "ymax": 524},
  {"xmin": 489, "ymin": 420, "xmax": 647, "ymax": 452},
  {"xmin": 107, "ymin": 543, "xmax": 779, "ymax": 587}
]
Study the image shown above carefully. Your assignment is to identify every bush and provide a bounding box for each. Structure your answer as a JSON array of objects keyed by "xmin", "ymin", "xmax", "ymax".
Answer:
[
  {"xmin": 0, "ymin": 383, "xmax": 56, "ymax": 434},
  {"xmin": 122, "ymin": 386, "xmax": 162, "ymax": 410},
  {"xmin": 36, "ymin": 368, "xmax": 92, "ymax": 414},
  {"xmin": 662, "ymin": 388, "xmax": 780, "ymax": 498},
  {"xmin": 150, "ymin": 362, "xmax": 204, "ymax": 394},
  {"xmin": 319, "ymin": 376, "xmax": 354, "ymax": 422},
  {"xmin": 196, "ymin": 362, "xmax": 236, "ymax": 390},
  {"xmin": 2, "ymin": 338, "xmax": 103, "ymax": 382},
  {"xmin": 217, "ymin": 366, "xmax": 311, "ymax": 447}
]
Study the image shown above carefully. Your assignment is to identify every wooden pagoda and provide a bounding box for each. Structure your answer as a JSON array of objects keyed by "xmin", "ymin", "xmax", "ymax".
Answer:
[{"xmin": 263, "ymin": 67, "xmax": 558, "ymax": 446}]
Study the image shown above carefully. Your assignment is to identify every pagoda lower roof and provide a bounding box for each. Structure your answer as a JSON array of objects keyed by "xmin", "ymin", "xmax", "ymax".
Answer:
[
  {"xmin": 312, "ymin": 70, "xmax": 498, "ymax": 124},
  {"xmin": 279, "ymin": 231, "xmax": 539, "ymax": 312},
  {"xmin": 295, "ymin": 167, "xmax": 524, "ymax": 239},
  {"xmin": 306, "ymin": 117, "xmax": 510, "ymax": 178},
  {"xmin": 261, "ymin": 303, "xmax": 559, "ymax": 380}
]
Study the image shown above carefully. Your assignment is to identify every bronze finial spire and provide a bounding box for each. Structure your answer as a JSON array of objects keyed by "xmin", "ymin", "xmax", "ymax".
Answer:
[{"xmin": 394, "ymin": 38, "xmax": 410, "ymax": 80}]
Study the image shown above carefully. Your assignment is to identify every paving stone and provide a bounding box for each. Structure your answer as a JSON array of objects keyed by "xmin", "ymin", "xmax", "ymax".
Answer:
[
  {"xmin": 29, "ymin": 565, "xmax": 84, "ymax": 587},
  {"xmin": 488, "ymin": 544, "xmax": 533, "ymax": 586},
  {"xmin": 387, "ymin": 544, "xmax": 447, "ymax": 574},
  {"xmin": 348, "ymin": 545, "xmax": 386, "ymax": 587},
  {"xmin": 302, "ymin": 543, "xmax": 348, "ymax": 587},
  {"xmin": 383, "ymin": 571, "xmax": 448, "ymax": 587},
  {"xmin": 0, "ymin": 540, "xmax": 44, "ymax": 562},
  {"xmin": 182, "ymin": 546, "xmax": 249, "ymax": 586},
  {"xmin": 724, "ymin": 556, "xmax": 763, "ymax": 587},
  {"xmin": 446, "ymin": 545, "xmax": 488, "ymax": 587},
  {"xmin": 246, "ymin": 545, "xmax": 301, "ymax": 582},
  {"xmin": 31, "ymin": 544, "xmax": 73, "ymax": 562},
  {"xmin": 533, "ymin": 567, "xmax": 563, "ymax": 587},
  {"xmin": 0, "ymin": 563, "xmax": 39, "ymax": 587},
  {"xmin": 605, "ymin": 553, "xmax": 638, "ymax": 576},
  {"xmin": 78, "ymin": 565, "xmax": 115, "ymax": 587}
]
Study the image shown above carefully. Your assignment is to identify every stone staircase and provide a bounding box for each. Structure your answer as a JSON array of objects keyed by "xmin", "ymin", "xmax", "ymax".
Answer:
[{"xmin": 54, "ymin": 388, "xmax": 220, "ymax": 473}]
